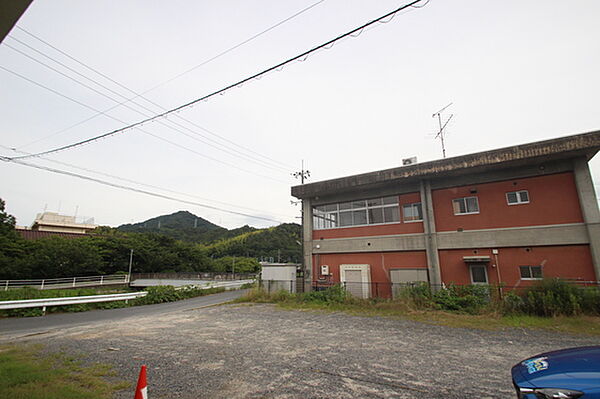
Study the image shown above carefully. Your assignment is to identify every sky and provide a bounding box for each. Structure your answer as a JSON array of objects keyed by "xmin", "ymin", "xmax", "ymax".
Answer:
[{"xmin": 1, "ymin": 0, "xmax": 600, "ymax": 230}]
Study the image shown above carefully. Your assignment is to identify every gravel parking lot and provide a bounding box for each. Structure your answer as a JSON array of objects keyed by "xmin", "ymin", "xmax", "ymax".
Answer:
[{"xmin": 5, "ymin": 302, "xmax": 600, "ymax": 398}]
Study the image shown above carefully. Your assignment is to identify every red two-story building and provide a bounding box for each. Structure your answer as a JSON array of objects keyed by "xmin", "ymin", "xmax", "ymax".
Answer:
[{"xmin": 291, "ymin": 131, "xmax": 600, "ymax": 298}]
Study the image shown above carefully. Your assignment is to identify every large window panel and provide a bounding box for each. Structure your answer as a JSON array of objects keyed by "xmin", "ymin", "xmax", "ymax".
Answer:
[
  {"xmin": 383, "ymin": 196, "xmax": 398, "ymax": 205},
  {"xmin": 313, "ymin": 195, "xmax": 402, "ymax": 230},
  {"xmin": 339, "ymin": 211, "xmax": 353, "ymax": 226},
  {"xmin": 368, "ymin": 208, "xmax": 384, "ymax": 224},
  {"xmin": 383, "ymin": 206, "xmax": 400, "ymax": 223},
  {"xmin": 352, "ymin": 209, "xmax": 367, "ymax": 225},
  {"xmin": 352, "ymin": 200, "xmax": 366, "ymax": 209}
]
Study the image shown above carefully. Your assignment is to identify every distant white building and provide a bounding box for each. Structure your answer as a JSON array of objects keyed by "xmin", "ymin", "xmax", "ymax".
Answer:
[{"xmin": 30, "ymin": 212, "xmax": 97, "ymax": 234}]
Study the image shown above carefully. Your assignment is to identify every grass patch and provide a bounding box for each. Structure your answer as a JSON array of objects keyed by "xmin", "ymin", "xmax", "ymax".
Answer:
[
  {"xmin": 0, "ymin": 344, "xmax": 129, "ymax": 399},
  {"xmin": 239, "ymin": 287, "xmax": 600, "ymax": 336},
  {"xmin": 0, "ymin": 284, "xmax": 229, "ymax": 318}
]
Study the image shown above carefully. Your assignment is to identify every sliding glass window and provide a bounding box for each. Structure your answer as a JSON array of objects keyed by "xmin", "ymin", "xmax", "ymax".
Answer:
[{"xmin": 313, "ymin": 196, "xmax": 399, "ymax": 230}]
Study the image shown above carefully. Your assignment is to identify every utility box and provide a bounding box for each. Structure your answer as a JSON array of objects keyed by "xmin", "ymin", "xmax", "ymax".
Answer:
[{"xmin": 260, "ymin": 263, "xmax": 299, "ymax": 293}]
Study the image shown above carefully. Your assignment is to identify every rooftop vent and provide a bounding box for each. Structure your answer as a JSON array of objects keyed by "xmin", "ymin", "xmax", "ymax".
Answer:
[{"xmin": 402, "ymin": 157, "xmax": 417, "ymax": 166}]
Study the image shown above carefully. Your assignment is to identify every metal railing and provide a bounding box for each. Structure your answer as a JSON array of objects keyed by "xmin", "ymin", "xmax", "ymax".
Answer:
[
  {"xmin": 0, "ymin": 274, "xmax": 130, "ymax": 291},
  {"xmin": 259, "ymin": 279, "xmax": 600, "ymax": 299},
  {"xmin": 131, "ymin": 272, "xmax": 256, "ymax": 281},
  {"xmin": 0, "ymin": 291, "xmax": 147, "ymax": 314}
]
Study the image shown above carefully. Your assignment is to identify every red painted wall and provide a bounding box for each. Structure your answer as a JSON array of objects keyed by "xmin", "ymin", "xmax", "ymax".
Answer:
[
  {"xmin": 439, "ymin": 245, "xmax": 595, "ymax": 287},
  {"xmin": 313, "ymin": 192, "xmax": 424, "ymax": 239},
  {"xmin": 432, "ymin": 172, "xmax": 583, "ymax": 232},
  {"xmin": 313, "ymin": 251, "xmax": 428, "ymax": 298}
]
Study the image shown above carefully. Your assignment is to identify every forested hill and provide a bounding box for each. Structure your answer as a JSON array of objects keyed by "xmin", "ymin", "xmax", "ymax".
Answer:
[
  {"xmin": 117, "ymin": 210, "xmax": 302, "ymax": 263},
  {"xmin": 117, "ymin": 211, "xmax": 256, "ymax": 244},
  {"xmin": 207, "ymin": 223, "xmax": 301, "ymax": 263}
]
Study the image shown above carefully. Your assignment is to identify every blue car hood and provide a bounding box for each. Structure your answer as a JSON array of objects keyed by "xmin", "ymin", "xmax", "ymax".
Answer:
[{"xmin": 512, "ymin": 346, "xmax": 600, "ymax": 390}]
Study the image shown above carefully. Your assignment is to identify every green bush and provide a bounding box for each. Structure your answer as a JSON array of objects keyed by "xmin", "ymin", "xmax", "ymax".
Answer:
[
  {"xmin": 432, "ymin": 284, "xmax": 490, "ymax": 314},
  {"xmin": 300, "ymin": 284, "xmax": 348, "ymax": 304},
  {"xmin": 517, "ymin": 279, "xmax": 583, "ymax": 316}
]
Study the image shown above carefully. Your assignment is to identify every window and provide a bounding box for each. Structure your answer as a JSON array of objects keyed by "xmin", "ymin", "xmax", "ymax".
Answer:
[
  {"xmin": 520, "ymin": 265, "xmax": 542, "ymax": 279},
  {"xmin": 470, "ymin": 264, "xmax": 488, "ymax": 284},
  {"xmin": 506, "ymin": 190, "xmax": 529, "ymax": 205},
  {"xmin": 402, "ymin": 203, "xmax": 423, "ymax": 222},
  {"xmin": 452, "ymin": 196, "xmax": 479, "ymax": 215},
  {"xmin": 313, "ymin": 196, "xmax": 400, "ymax": 229}
]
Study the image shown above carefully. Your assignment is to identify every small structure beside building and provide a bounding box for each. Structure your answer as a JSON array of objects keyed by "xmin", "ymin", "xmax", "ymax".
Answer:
[
  {"xmin": 260, "ymin": 262, "xmax": 301, "ymax": 293},
  {"xmin": 291, "ymin": 130, "xmax": 600, "ymax": 297}
]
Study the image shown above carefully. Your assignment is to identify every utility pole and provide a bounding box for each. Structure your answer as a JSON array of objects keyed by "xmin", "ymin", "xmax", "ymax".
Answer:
[
  {"xmin": 292, "ymin": 160, "xmax": 310, "ymax": 292},
  {"xmin": 232, "ymin": 256, "xmax": 235, "ymax": 279},
  {"xmin": 127, "ymin": 249, "xmax": 134, "ymax": 284},
  {"xmin": 432, "ymin": 103, "xmax": 454, "ymax": 158}
]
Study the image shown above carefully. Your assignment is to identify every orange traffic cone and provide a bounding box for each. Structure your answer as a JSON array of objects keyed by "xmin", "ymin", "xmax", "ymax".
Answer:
[{"xmin": 134, "ymin": 365, "xmax": 148, "ymax": 399}]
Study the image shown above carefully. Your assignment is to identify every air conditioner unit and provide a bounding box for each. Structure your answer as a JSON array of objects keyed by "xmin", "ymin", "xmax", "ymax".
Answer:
[{"xmin": 402, "ymin": 157, "xmax": 417, "ymax": 166}]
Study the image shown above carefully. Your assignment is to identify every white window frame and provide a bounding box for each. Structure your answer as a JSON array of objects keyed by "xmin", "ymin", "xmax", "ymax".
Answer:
[
  {"xmin": 312, "ymin": 196, "xmax": 400, "ymax": 230},
  {"xmin": 506, "ymin": 190, "xmax": 530, "ymax": 205},
  {"xmin": 519, "ymin": 265, "xmax": 543, "ymax": 280},
  {"xmin": 402, "ymin": 202, "xmax": 423, "ymax": 223},
  {"xmin": 452, "ymin": 196, "xmax": 480, "ymax": 215},
  {"xmin": 469, "ymin": 264, "xmax": 488, "ymax": 284}
]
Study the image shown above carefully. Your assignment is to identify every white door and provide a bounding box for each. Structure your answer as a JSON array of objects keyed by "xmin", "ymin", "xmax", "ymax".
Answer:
[{"xmin": 340, "ymin": 264, "xmax": 370, "ymax": 298}]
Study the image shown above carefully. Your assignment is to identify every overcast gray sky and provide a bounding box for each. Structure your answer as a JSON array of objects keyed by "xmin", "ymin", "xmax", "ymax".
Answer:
[{"xmin": 1, "ymin": 0, "xmax": 600, "ymax": 229}]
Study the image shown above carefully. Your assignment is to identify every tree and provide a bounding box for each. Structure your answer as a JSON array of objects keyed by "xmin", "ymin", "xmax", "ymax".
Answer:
[{"xmin": 0, "ymin": 198, "xmax": 16, "ymax": 236}]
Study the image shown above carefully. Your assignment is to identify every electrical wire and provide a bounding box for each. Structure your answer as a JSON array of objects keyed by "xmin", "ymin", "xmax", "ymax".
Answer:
[
  {"xmin": 0, "ymin": 64, "xmax": 289, "ymax": 184},
  {"xmin": 0, "ymin": 155, "xmax": 289, "ymax": 224},
  {"xmin": 13, "ymin": 0, "xmax": 326, "ymax": 170},
  {"xmin": 0, "ymin": 144, "xmax": 294, "ymax": 218},
  {"xmin": 3, "ymin": 40, "xmax": 291, "ymax": 174},
  {"xmin": 6, "ymin": 0, "xmax": 426, "ymax": 161}
]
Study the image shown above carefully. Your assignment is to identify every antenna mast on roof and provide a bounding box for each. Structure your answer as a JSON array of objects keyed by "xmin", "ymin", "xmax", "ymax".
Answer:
[
  {"xmin": 432, "ymin": 103, "xmax": 454, "ymax": 158},
  {"xmin": 292, "ymin": 160, "xmax": 310, "ymax": 185}
]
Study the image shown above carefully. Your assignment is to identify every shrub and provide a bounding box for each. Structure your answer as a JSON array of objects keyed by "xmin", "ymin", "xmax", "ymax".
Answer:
[
  {"xmin": 397, "ymin": 282, "xmax": 433, "ymax": 309},
  {"xmin": 432, "ymin": 284, "xmax": 490, "ymax": 314},
  {"xmin": 134, "ymin": 286, "xmax": 182, "ymax": 305},
  {"xmin": 300, "ymin": 284, "xmax": 348, "ymax": 304},
  {"xmin": 517, "ymin": 279, "xmax": 583, "ymax": 317}
]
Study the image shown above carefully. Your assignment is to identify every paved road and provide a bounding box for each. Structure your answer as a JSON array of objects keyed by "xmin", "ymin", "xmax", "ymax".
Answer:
[{"xmin": 0, "ymin": 289, "xmax": 246, "ymax": 339}]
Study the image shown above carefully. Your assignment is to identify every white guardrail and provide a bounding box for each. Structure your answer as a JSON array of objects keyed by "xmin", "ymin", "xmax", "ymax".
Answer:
[
  {"xmin": 1, "ymin": 274, "xmax": 129, "ymax": 291},
  {"xmin": 0, "ymin": 291, "xmax": 147, "ymax": 313}
]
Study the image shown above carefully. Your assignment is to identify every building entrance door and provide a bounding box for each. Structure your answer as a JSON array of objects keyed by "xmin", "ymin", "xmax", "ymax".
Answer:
[{"xmin": 340, "ymin": 264, "xmax": 370, "ymax": 298}]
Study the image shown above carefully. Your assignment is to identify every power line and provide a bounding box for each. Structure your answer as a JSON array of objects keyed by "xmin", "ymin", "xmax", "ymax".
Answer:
[
  {"xmin": 0, "ymin": 64, "xmax": 288, "ymax": 184},
  {"xmin": 12, "ymin": 1, "xmax": 325, "ymax": 170},
  {"xmin": 0, "ymin": 144, "xmax": 294, "ymax": 218},
  {"xmin": 0, "ymin": 155, "xmax": 288, "ymax": 224},
  {"xmin": 3, "ymin": 39, "xmax": 291, "ymax": 174},
  {"xmin": 6, "ymin": 0, "xmax": 426, "ymax": 161},
  {"xmin": 14, "ymin": 0, "xmax": 325, "ymax": 115}
]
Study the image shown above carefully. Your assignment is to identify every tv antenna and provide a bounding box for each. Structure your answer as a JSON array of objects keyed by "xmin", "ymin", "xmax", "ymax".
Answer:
[
  {"xmin": 292, "ymin": 160, "xmax": 310, "ymax": 184},
  {"xmin": 432, "ymin": 103, "xmax": 454, "ymax": 158}
]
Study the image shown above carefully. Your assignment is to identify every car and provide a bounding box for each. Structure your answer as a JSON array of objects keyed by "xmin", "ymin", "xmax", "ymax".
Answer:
[{"xmin": 511, "ymin": 346, "xmax": 600, "ymax": 398}]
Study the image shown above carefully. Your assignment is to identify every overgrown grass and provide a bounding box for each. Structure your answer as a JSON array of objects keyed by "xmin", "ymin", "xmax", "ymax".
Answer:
[
  {"xmin": 0, "ymin": 344, "xmax": 129, "ymax": 399},
  {"xmin": 238, "ymin": 281, "xmax": 600, "ymax": 336},
  {"xmin": 0, "ymin": 284, "xmax": 228, "ymax": 318}
]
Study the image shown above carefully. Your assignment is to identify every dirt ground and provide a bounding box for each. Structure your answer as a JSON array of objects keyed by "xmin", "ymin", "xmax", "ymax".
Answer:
[{"xmin": 5, "ymin": 303, "xmax": 600, "ymax": 398}]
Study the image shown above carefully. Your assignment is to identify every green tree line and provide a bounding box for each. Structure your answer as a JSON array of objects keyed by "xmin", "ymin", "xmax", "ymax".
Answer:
[{"xmin": 0, "ymin": 199, "xmax": 302, "ymax": 279}]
